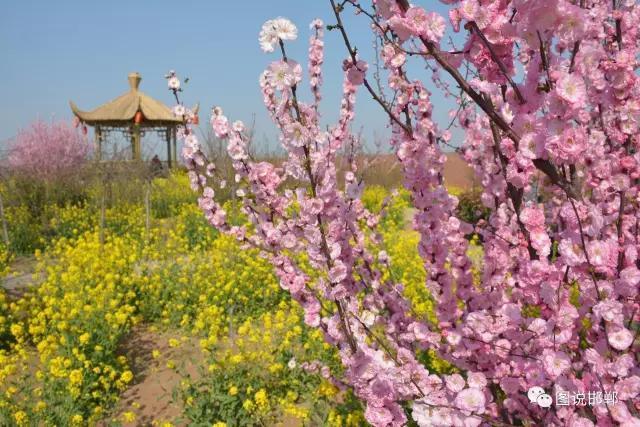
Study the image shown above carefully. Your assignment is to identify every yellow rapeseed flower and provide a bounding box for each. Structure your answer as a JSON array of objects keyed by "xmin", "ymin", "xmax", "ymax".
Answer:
[
  {"xmin": 122, "ymin": 411, "xmax": 136, "ymax": 423},
  {"xmin": 79, "ymin": 332, "xmax": 90, "ymax": 344},
  {"xmin": 242, "ymin": 399, "xmax": 254, "ymax": 411},
  {"xmin": 120, "ymin": 370, "xmax": 134, "ymax": 383},
  {"xmin": 254, "ymin": 388, "xmax": 268, "ymax": 408},
  {"xmin": 13, "ymin": 411, "xmax": 28, "ymax": 426},
  {"xmin": 69, "ymin": 368, "xmax": 83, "ymax": 386}
]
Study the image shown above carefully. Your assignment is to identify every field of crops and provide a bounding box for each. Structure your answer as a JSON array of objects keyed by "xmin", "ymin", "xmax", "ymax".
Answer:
[{"xmin": 0, "ymin": 172, "xmax": 478, "ymax": 426}]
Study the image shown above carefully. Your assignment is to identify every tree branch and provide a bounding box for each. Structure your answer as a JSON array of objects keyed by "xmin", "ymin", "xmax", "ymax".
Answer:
[
  {"xmin": 467, "ymin": 22, "xmax": 525, "ymax": 104},
  {"xmin": 329, "ymin": 0, "xmax": 413, "ymax": 136},
  {"xmin": 390, "ymin": 0, "xmax": 579, "ymax": 199}
]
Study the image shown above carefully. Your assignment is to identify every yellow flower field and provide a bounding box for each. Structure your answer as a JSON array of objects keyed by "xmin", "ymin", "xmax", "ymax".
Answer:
[{"xmin": 0, "ymin": 172, "xmax": 476, "ymax": 426}]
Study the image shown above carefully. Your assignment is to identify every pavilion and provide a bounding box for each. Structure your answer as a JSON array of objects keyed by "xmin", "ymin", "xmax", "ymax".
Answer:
[{"xmin": 70, "ymin": 72, "xmax": 195, "ymax": 167}]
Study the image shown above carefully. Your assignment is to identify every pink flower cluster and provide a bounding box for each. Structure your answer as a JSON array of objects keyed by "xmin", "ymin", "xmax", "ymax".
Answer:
[{"xmin": 174, "ymin": 0, "xmax": 640, "ymax": 425}]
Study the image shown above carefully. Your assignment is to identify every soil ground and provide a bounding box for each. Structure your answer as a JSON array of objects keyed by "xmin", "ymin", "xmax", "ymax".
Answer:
[{"xmin": 101, "ymin": 326, "xmax": 203, "ymax": 426}]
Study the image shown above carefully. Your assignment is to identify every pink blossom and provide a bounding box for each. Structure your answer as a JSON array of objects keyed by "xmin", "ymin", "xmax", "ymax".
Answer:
[
  {"xmin": 424, "ymin": 12, "xmax": 446, "ymax": 43},
  {"xmin": 610, "ymin": 402, "xmax": 634, "ymax": 424},
  {"xmin": 210, "ymin": 209, "xmax": 226, "ymax": 228},
  {"xmin": 459, "ymin": 0, "xmax": 479, "ymax": 21},
  {"xmin": 329, "ymin": 261, "xmax": 347, "ymax": 283},
  {"xmin": 520, "ymin": 204, "xmax": 545, "ymax": 229},
  {"xmin": 343, "ymin": 59, "xmax": 368, "ymax": 86},
  {"xmin": 619, "ymin": 266, "xmax": 640, "ymax": 289},
  {"xmin": 607, "ymin": 327, "xmax": 634, "ymax": 351},
  {"xmin": 364, "ymin": 404, "xmax": 393, "ymax": 426},
  {"xmin": 211, "ymin": 107, "xmax": 229, "ymax": 138},
  {"xmin": 542, "ymin": 350, "xmax": 571, "ymax": 378},
  {"xmin": 593, "ymin": 300, "xmax": 624, "ymax": 324},
  {"xmin": 227, "ymin": 140, "xmax": 247, "ymax": 161},
  {"xmin": 405, "ymin": 8, "xmax": 445, "ymax": 42},
  {"xmin": 530, "ymin": 230, "xmax": 551, "ymax": 258},
  {"xmin": 555, "ymin": 73, "xmax": 587, "ymax": 105},
  {"xmin": 455, "ymin": 388, "xmax": 486, "ymax": 413},
  {"xmin": 557, "ymin": 3, "xmax": 586, "ymax": 43},
  {"xmin": 405, "ymin": 7, "xmax": 429, "ymax": 34},
  {"xmin": 615, "ymin": 376, "xmax": 640, "ymax": 401},
  {"xmin": 547, "ymin": 127, "xmax": 587, "ymax": 164},
  {"xmin": 304, "ymin": 198, "xmax": 324, "ymax": 215},
  {"xmin": 559, "ymin": 239, "xmax": 586, "ymax": 266},
  {"xmin": 381, "ymin": 44, "xmax": 406, "ymax": 68},
  {"xmin": 587, "ymin": 240, "xmax": 617, "ymax": 270},
  {"xmin": 467, "ymin": 372, "xmax": 487, "ymax": 389},
  {"xmin": 387, "ymin": 15, "xmax": 414, "ymax": 41},
  {"xmin": 445, "ymin": 374, "xmax": 466, "ymax": 393},
  {"xmin": 267, "ymin": 60, "xmax": 302, "ymax": 90},
  {"xmin": 569, "ymin": 416, "xmax": 595, "ymax": 427},
  {"xmin": 375, "ymin": 0, "xmax": 399, "ymax": 20},
  {"xmin": 413, "ymin": 400, "xmax": 455, "ymax": 427}
]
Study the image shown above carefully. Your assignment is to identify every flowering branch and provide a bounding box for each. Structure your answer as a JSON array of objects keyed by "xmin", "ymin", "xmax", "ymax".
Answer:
[
  {"xmin": 176, "ymin": 0, "xmax": 640, "ymax": 424},
  {"xmin": 466, "ymin": 21, "xmax": 525, "ymax": 105}
]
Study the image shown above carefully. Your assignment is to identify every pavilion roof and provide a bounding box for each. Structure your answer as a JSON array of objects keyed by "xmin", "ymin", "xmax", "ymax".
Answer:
[{"xmin": 70, "ymin": 72, "xmax": 185, "ymax": 127}]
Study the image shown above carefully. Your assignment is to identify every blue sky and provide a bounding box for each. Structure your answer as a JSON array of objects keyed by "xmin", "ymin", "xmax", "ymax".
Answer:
[{"xmin": 0, "ymin": 0, "xmax": 458, "ymax": 155}]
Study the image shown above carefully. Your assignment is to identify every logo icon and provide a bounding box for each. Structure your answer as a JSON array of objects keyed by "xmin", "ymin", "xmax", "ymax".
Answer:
[{"xmin": 528, "ymin": 386, "xmax": 553, "ymax": 408}]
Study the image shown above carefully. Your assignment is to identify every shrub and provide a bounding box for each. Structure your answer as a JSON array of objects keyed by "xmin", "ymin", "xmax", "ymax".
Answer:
[
  {"xmin": 7, "ymin": 120, "xmax": 90, "ymax": 213},
  {"xmin": 453, "ymin": 186, "xmax": 490, "ymax": 232}
]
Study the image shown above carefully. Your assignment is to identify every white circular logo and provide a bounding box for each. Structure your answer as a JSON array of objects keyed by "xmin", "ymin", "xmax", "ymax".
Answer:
[
  {"xmin": 527, "ymin": 386, "xmax": 552, "ymax": 408},
  {"xmin": 536, "ymin": 393, "xmax": 553, "ymax": 408},
  {"xmin": 527, "ymin": 386, "xmax": 546, "ymax": 403}
]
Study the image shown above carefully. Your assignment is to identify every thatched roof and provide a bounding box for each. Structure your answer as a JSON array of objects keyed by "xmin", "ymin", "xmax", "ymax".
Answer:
[{"xmin": 70, "ymin": 72, "xmax": 187, "ymax": 127}]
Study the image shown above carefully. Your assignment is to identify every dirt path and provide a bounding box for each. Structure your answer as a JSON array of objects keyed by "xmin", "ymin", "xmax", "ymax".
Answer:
[
  {"xmin": 1, "ymin": 256, "xmax": 38, "ymax": 299},
  {"xmin": 101, "ymin": 326, "xmax": 203, "ymax": 427}
]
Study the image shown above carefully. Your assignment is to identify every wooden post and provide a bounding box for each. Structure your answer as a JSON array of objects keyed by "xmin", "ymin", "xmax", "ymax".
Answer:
[
  {"xmin": 0, "ymin": 193, "xmax": 9, "ymax": 248},
  {"xmin": 132, "ymin": 124, "xmax": 141, "ymax": 161},
  {"xmin": 95, "ymin": 126, "xmax": 102, "ymax": 161},
  {"xmin": 130, "ymin": 126, "xmax": 136, "ymax": 160},
  {"xmin": 166, "ymin": 128, "xmax": 172, "ymax": 169},
  {"xmin": 171, "ymin": 128, "xmax": 177, "ymax": 167}
]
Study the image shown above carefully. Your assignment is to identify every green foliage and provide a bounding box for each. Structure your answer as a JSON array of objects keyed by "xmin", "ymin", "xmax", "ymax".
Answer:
[
  {"xmin": 453, "ymin": 186, "xmax": 490, "ymax": 228},
  {"xmin": 176, "ymin": 305, "xmax": 359, "ymax": 426},
  {"xmin": 151, "ymin": 171, "xmax": 198, "ymax": 219},
  {"xmin": 0, "ymin": 288, "xmax": 14, "ymax": 351}
]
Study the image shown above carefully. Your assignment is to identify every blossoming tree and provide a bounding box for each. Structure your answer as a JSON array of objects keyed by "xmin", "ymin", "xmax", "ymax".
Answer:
[
  {"xmin": 6, "ymin": 119, "xmax": 90, "ymax": 220},
  {"xmin": 8, "ymin": 119, "xmax": 89, "ymax": 182},
  {"xmin": 171, "ymin": 1, "xmax": 639, "ymax": 425}
]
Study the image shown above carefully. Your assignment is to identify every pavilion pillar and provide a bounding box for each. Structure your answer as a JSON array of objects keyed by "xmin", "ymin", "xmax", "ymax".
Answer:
[
  {"xmin": 166, "ymin": 128, "xmax": 172, "ymax": 169},
  {"xmin": 171, "ymin": 128, "xmax": 177, "ymax": 168},
  {"xmin": 94, "ymin": 126, "xmax": 102, "ymax": 161},
  {"xmin": 132, "ymin": 124, "xmax": 141, "ymax": 161}
]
